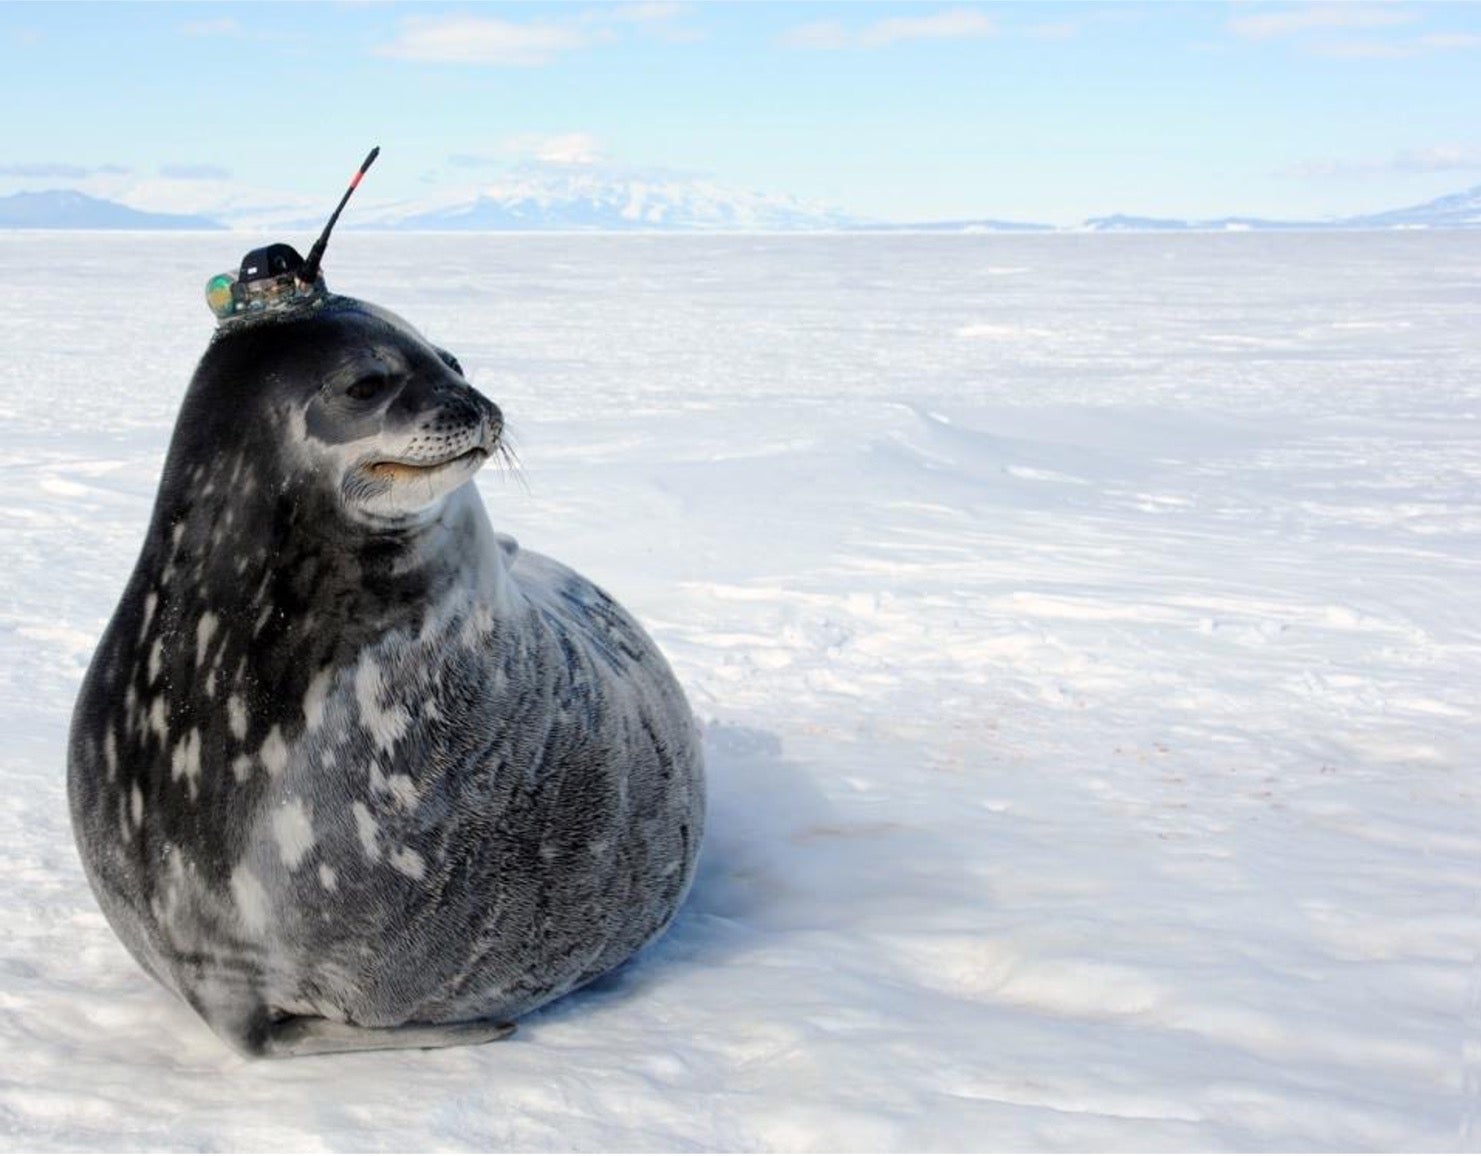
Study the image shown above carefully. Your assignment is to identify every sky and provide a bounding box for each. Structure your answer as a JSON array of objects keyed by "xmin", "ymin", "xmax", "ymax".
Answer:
[{"xmin": 1, "ymin": 1, "xmax": 1479, "ymax": 226}]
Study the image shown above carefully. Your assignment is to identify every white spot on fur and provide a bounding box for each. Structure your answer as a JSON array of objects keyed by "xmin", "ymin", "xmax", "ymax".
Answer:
[
  {"xmin": 458, "ymin": 603, "xmax": 495, "ymax": 647},
  {"xmin": 231, "ymin": 754, "xmax": 254, "ymax": 782},
  {"xmin": 171, "ymin": 521, "xmax": 185, "ymax": 548},
  {"xmin": 103, "ymin": 730, "xmax": 118, "ymax": 779},
  {"xmin": 386, "ymin": 774, "xmax": 418, "ymax": 810},
  {"xmin": 253, "ymin": 604, "xmax": 272, "ymax": 635},
  {"xmin": 230, "ymin": 865, "xmax": 269, "ymax": 935},
  {"xmin": 130, "ymin": 784, "xmax": 143, "ymax": 825},
  {"xmin": 389, "ymin": 846, "xmax": 425, "ymax": 880},
  {"xmin": 137, "ymin": 592, "xmax": 158, "ymax": 643},
  {"xmin": 195, "ymin": 611, "xmax": 218, "ymax": 669},
  {"xmin": 147, "ymin": 637, "xmax": 164, "ymax": 683},
  {"xmin": 227, "ymin": 695, "xmax": 247, "ymax": 741},
  {"xmin": 170, "ymin": 728, "xmax": 201, "ymax": 797},
  {"xmin": 354, "ymin": 657, "xmax": 410, "ymax": 752},
  {"xmin": 260, "ymin": 726, "xmax": 289, "ymax": 777},
  {"xmin": 148, "ymin": 696, "xmax": 169, "ymax": 743},
  {"xmin": 303, "ymin": 668, "xmax": 333, "ymax": 731},
  {"xmin": 352, "ymin": 802, "xmax": 380, "ymax": 861},
  {"xmin": 318, "ymin": 863, "xmax": 338, "ymax": 891},
  {"xmin": 272, "ymin": 799, "xmax": 315, "ymax": 869}
]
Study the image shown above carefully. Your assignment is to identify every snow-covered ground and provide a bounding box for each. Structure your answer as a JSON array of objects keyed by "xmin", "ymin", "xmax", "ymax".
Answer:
[{"xmin": 1, "ymin": 231, "xmax": 1477, "ymax": 1151}]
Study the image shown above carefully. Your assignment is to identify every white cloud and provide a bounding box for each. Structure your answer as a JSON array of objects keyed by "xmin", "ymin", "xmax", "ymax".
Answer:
[
  {"xmin": 181, "ymin": 17, "xmax": 243, "ymax": 39},
  {"xmin": 507, "ymin": 132, "xmax": 606, "ymax": 167},
  {"xmin": 1227, "ymin": 5, "xmax": 1415, "ymax": 40},
  {"xmin": 1309, "ymin": 39, "xmax": 1411, "ymax": 60},
  {"xmin": 0, "ymin": 162, "xmax": 128, "ymax": 179},
  {"xmin": 449, "ymin": 133, "xmax": 608, "ymax": 170},
  {"xmin": 601, "ymin": 2, "xmax": 687, "ymax": 24},
  {"xmin": 159, "ymin": 163, "xmax": 233, "ymax": 181},
  {"xmin": 1414, "ymin": 31, "xmax": 1481, "ymax": 50},
  {"xmin": 375, "ymin": 6, "xmax": 707, "ymax": 65},
  {"xmin": 1284, "ymin": 145, "xmax": 1481, "ymax": 178},
  {"xmin": 860, "ymin": 8, "xmax": 995, "ymax": 47},
  {"xmin": 778, "ymin": 20, "xmax": 852, "ymax": 50},
  {"xmin": 1311, "ymin": 29, "xmax": 1481, "ymax": 59},
  {"xmin": 1391, "ymin": 146, "xmax": 1481, "ymax": 172},
  {"xmin": 599, "ymin": 1, "xmax": 708, "ymax": 43},
  {"xmin": 1024, "ymin": 21, "xmax": 1081, "ymax": 41},
  {"xmin": 376, "ymin": 16, "xmax": 601, "ymax": 66},
  {"xmin": 780, "ymin": 7, "xmax": 994, "ymax": 50}
]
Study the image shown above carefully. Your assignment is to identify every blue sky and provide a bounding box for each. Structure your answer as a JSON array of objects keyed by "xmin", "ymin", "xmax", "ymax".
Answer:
[{"xmin": 2, "ymin": 1, "xmax": 1479, "ymax": 224}]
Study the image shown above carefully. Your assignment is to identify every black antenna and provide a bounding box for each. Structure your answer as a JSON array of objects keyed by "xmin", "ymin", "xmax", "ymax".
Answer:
[{"xmin": 298, "ymin": 146, "xmax": 380, "ymax": 287}]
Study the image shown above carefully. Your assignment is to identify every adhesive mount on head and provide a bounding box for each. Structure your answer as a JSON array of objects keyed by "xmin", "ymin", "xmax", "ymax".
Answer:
[{"xmin": 205, "ymin": 146, "xmax": 380, "ymax": 324}]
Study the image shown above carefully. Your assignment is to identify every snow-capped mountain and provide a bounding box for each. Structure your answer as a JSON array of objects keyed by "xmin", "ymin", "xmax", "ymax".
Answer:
[
  {"xmin": 355, "ymin": 166, "xmax": 859, "ymax": 232},
  {"xmin": 5, "ymin": 171, "xmax": 1481, "ymax": 233},
  {"xmin": 1079, "ymin": 185, "xmax": 1481, "ymax": 233},
  {"xmin": 855, "ymin": 217, "xmax": 1054, "ymax": 233},
  {"xmin": 101, "ymin": 177, "xmax": 324, "ymax": 234},
  {"xmin": 1081, "ymin": 213, "xmax": 1314, "ymax": 232},
  {"xmin": 1341, "ymin": 183, "xmax": 1481, "ymax": 229},
  {"xmin": 0, "ymin": 190, "xmax": 223, "ymax": 230}
]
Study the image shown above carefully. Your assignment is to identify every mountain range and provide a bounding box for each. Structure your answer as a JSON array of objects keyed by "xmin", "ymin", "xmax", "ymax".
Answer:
[{"xmin": 2, "ymin": 171, "xmax": 1478, "ymax": 233}]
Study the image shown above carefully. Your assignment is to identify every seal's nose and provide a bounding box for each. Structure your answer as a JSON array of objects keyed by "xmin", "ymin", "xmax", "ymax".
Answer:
[{"xmin": 482, "ymin": 399, "xmax": 503, "ymax": 451}]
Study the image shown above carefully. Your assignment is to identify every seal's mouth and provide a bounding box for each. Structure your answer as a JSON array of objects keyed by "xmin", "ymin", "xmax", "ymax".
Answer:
[{"xmin": 365, "ymin": 446, "xmax": 489, "ymax": 482}]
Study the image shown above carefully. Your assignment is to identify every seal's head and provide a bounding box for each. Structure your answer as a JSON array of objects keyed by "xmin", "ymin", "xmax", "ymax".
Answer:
[
  {"xmin": 185, "ymin": 149, "xmax": 502, "ymax": 529},
  {"xmin": 186, "ymin": 298, "xmax": 503, "ymax": 528}
]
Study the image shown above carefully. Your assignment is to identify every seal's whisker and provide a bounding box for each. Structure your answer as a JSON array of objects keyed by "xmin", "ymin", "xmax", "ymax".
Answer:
[{"xmin": 492, "ymin": 436, "xmax": 531, "ymax": 495}]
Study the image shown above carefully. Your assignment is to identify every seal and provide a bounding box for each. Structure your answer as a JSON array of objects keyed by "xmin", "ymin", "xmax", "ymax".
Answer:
[{"xmin": 67, "ymin": 295, "xmax": 705, "ymax": 1058}]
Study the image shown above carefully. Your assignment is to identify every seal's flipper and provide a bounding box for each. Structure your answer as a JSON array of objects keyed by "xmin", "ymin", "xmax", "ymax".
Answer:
[{"xmin": 246, "ymin": 1015, "xmax": 516, "ymax": 1059}]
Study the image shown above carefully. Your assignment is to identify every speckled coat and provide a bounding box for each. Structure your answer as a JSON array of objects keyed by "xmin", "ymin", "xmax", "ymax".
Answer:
[{"xmin": 67, "ymin": 301, "xmax": 705, "ymax": 1057}]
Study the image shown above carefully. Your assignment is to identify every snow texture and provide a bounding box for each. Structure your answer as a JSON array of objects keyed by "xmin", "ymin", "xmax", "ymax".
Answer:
[{"xmin": 0, "ymin": 231, "xmax": 1477, "ymax": 1151}]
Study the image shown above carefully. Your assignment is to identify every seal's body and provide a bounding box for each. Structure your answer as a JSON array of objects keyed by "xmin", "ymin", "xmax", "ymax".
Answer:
[{"xmin": 68, "ymin": 299, "xmax": 703, "ymax": 1057}]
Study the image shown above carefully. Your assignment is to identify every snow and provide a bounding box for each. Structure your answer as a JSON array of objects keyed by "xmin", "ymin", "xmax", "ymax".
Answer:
[{"xmin": 1, "ymin": 230, "xmax": 1478, "ymax": 1150}]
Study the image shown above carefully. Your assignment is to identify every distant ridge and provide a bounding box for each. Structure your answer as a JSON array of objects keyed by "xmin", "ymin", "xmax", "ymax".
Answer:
[
  {"xmin": 3, "ymin": 176, "xmax": 1480, "ymax": 233},
  {"xmin": 0, "ymin": 189, "xmax": 224, "ymax": 230},
  {"xmin": 278, "ymin": 178, "xmax": 1481, "ymax": 233},
  {"xmin": 854, "ymin": 218, "xmax": 1054, "ymax": 234},
  {"xmin": 1078, "ymin": 185, "xmax": 1481, "ymax": 233},
  {"xmin": 361, "ymin": 167, "xmax": 858, "ymax": 233},
  {"xmin": 1081, "ymin": 213, "xmax": 1315, "ymax": 233},
  {"xmin": 1341, "ymin": 184, "xmax": 1481, "ymax": 230}
]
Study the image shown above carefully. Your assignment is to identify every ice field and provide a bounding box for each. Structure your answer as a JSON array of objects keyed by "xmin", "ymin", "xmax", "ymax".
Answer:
[{"xmin": 0, "ymin": 231, "xmax": 1478, "ymax": 1150}]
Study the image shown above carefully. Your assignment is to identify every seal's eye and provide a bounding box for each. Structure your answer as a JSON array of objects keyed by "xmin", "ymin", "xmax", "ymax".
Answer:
[{"xmin": 345, "ymin": 370, "xmax": 394, "ymax": 402}]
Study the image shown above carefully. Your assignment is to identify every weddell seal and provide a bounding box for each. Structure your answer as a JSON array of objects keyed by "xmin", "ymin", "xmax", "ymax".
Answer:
[{"xmin": 66, "ymin": 149, "xmax": 704, "ymax": 1058}]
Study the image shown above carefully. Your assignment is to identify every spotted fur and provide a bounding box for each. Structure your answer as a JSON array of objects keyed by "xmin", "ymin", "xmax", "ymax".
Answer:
[{"xmin": 67, "ymin": 298, "xmax": 705, "ymax": 1058}]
